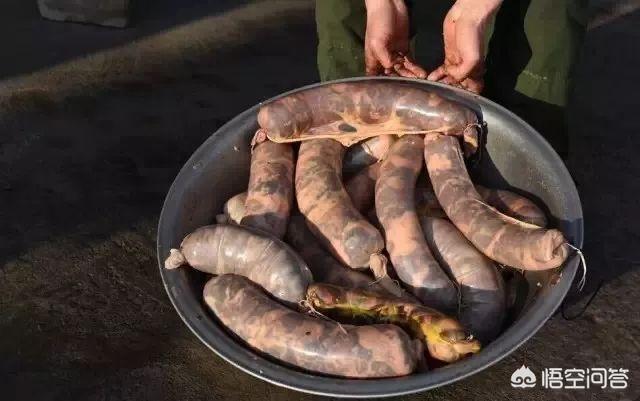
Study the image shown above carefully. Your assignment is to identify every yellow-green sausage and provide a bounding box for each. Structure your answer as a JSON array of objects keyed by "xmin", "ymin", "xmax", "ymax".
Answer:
[{"xmin": 306, "ymin": 283, "xmax": 481, "ymax": 363}]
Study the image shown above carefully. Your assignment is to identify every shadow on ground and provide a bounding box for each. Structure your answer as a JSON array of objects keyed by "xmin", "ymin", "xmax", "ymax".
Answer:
[{"xmin": 0, "ymin": 0, "xmax": 257, "ymax": 80}]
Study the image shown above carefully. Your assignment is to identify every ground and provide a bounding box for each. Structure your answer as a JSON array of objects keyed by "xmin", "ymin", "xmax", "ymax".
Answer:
[{"xmin": 1, "ymin": 1, "xmax": 639, "ymax": 400}]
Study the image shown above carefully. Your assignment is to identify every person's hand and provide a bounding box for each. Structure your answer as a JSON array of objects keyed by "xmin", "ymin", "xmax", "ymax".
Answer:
[
  {"xmin": 438, "ymin": 74, "xmax": 485, "ymax": 94},
  {"xmin": 428, "ymin": 0, "xmax": 502, "ymax": 93},
  {"xmin": 386, "ymin": 55, "xmax": 429, "ymax": 79},
  {"xmin": 364, "ymin": 0, "xmax": 412, "ymax": 76}
]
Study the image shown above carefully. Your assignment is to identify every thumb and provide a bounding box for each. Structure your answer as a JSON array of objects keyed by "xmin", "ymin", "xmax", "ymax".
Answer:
[
  {"xmin": 365, "ymin": 46, "xmax": 382, "ymax": 76},
  {"xmin": 370, "ymin": 40, "xmax": 400, "ymax": 69}
]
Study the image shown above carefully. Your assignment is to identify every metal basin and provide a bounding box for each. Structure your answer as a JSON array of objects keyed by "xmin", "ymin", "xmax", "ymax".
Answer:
[{"xmin": 157, "ymin": 77, "xmax": 583, "ymax": 398}]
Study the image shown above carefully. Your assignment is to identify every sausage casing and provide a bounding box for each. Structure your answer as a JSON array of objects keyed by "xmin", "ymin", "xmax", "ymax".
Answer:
[
  {"xmin": 375, "ymin": 135, "xmax": 457, "ymax": 311},
  {"xmin": 164, "ymin": 224, "xmax": 312, "ymax": 305},
  {"xmin": 475, "ymin": 185, "xmax": 548, "ymax": 227},
  {"xmin": 345, "ymin": 162, "xmax": 381, "ymax": 212},
  {"xmin": 257, "ymin": 81, "xmax": 478, "ymax": 148},
  {"xmin": 296, "ymin": 138, "xmax": 384, "ymax": 269},
  {"xmin": 420, "ymin": 216, "xmax": 506, "ymax": 343},
  {"xmin": 241, "ymin": 141, "xmax": 294, "ymax": 238},
  {"xmin": 306, "ymin": 283, "xmax": 481, "ymax": 363},
  {"xmin": 424, "ymin": 133, "xmax": 569, "ymax": 270}
]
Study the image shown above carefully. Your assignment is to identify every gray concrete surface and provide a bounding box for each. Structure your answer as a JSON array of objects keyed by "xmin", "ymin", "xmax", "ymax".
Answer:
[{"xmin": 1, "ymin": 1, "xmax": 639, "ymax": 400}]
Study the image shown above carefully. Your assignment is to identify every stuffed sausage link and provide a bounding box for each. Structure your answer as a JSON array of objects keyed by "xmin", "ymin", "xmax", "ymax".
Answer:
[
  {"xmin": 423, "ymin": 133, "xmax": 569, "ymax": 270},
  {"xmin": 205, "ymin": 274, "xmax": 419, "ymax": 378},
  {"xmin": 296, "ymin": 138, "xmax": 384, "ymax": 269},
  {"xmin": 164, "ymin": 224, "xmax": 312, "ymax": 305},
  {"xmin": 375, "ymin": 135, "xmax": 457, "ymax": 311}
]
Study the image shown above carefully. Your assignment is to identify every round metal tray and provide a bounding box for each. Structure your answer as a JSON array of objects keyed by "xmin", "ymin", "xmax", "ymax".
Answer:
[{"xmin": 157, "ymin": 77, "xmax": 583, "ymax": 398}]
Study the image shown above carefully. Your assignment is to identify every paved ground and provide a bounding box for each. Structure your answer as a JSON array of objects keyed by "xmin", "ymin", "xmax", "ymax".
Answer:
[{"xmin": 1, "ymin": 1, "xmax": 639, "ymax": 400}]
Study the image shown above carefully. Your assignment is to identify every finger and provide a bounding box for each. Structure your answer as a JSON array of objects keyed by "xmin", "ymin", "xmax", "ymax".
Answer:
[
  {"xmin": 370, "ymin": 42, "xmax": 400, "ymax": 69},
  {"xmin": 442, "ymin": 14, "xmax": 460, "ymax": 65},
  {"xmin": 402, "ymin": 57, "xmax": 428, "ymax": 79},
  {"xmin": 366, "ymin": 64, "xmax": 382, "ymax": 76},
  {"xmin": 461, "ymin": 77, "xmax": 484, "ymax": 94},
  {"xmin": 393, "ymin": 63, "xmax": 418, "ymax": 78},
  {"xmin": 427, "ymin": 65, "xmax": 447, "ymax": 81},
  {"xmin": 439, "ymin": 75, "xmax": 464, "ymax": 89},
  {"xmin": 365, "ymin": 47, "xmax": 383, "ymax": 76},
  {"xmin": 439, "ymin": 75, "xmax": 457, "ymax": 85}
]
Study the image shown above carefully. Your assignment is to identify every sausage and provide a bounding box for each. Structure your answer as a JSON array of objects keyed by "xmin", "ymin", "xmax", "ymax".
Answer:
[
  {"xmin": 420, "ymin": 216, "xmax": 506, "ymax": 343},
  {"xmin": 344, "ymin": 162, "xmax": 381, "ymax": 212},
  {"xmin": 415, "ymin": 185, "xmax": 447, "ymax": 219},
  {"xmin": 503, "ymin": 269, "xmax": 529, "ymax": 323},
  {"xmin": 285, "ymin": 215, "xmax": 383, "ymax": 291},
  {"xmin": 287, "ymin": 215, "xmax": 419, "ymax": 301},
  {"xmin": 205, "ymin": 274, "xmax": 419, "ymax": 378},
  {"xmin": 475, "ymin": 185, "xmax": 548, "ymax": 227},
  {"xmin": 216, "ymin": 192, "xmax": 247, "ymax": 224},
  {"xmin": 343, "ymin": 135, "xmax": 396, "ymax": 175},
  {"xmin": 164, "ymin": 224, "xmax": 312, "ymax": 305},
  {"xmin": 416, "ymin": 185, "xmax": 548, "ymax": 225},
  {"xmin": 306, "ymin": 283, "xmax": 481, "ymax": 363},
  {"xmin": 347, "ymin": 166, "xmax": 441, "ymax": 217},
  {"xmin": 240, "ymin": 140, "xmax": 294, "ymax": 238},
  {"xmin": 295, "ymin": 138, "xmax": 384, "ymax": 269},
  {"xmin": 257, "ymin": 81, "xmax": 479, "ymax": 151},
  {"xmin": 423, "ymin": 133, "xmax": 569, "ymax": 270},
  {"xmin": 375, "ymin": 135, "xmax": 457, "ymax": 311}
]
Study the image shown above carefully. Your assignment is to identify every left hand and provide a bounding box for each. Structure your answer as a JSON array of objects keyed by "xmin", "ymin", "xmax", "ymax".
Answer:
[{"xmin": 428, "ymin": 0, "xmax": 502, "ymax": 93}]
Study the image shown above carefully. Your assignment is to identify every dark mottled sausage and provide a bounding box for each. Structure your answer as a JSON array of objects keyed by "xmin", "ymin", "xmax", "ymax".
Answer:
[
  {"xmin": 475, "ymin": 185, "xmax": 548, "ymax": 227},
  {"xmin": 164, "ymin": 224, "xmax": 312, "ymax": 305},
  {"xmin": 205, "ymin": 274, "xmax": 419, "ymax": 378},
  {"xmin": 502, "ymin": 269, "xmax": 529, "ymax": 322},
  {"xmin": 240, "ymin": 140, "xmax": 294, "ymax": 238},
  {"xmin": 420, "ymin": 216, "xmax": 506, "ymax": 343},
  {"xmin": 375, "ymin": 135, "xmax": 457, "ymax": 311},
  {"xmin": 306, "ymin": 283, "xmax": 481, "ymax": 363},
  {"xmin": 343, "ymin": 135, "xmax": 396, "ymax": 175},
  {"xmin": 424, "ymin": 133, "xmax": 569, "ymax": 270},
  {"xmin": 345, "ymin": 162, "xmax": 381, "ymax": 212},
  {"xmin": 415, "ymin": 185, "xmax": 447, "ymax": 219},
  {"xmin": 257, "ymin": 81, "xmax": 478, "ymax": 148},
  {"xmin": 296, "ymin": 138, "xmax": 384, "ymax": 269}
]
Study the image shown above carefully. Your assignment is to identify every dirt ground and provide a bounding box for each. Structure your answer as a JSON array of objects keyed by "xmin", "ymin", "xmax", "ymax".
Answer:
[{"xmin": 1, "ymin": 1, "xmax": 639, "ymax": 400}]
